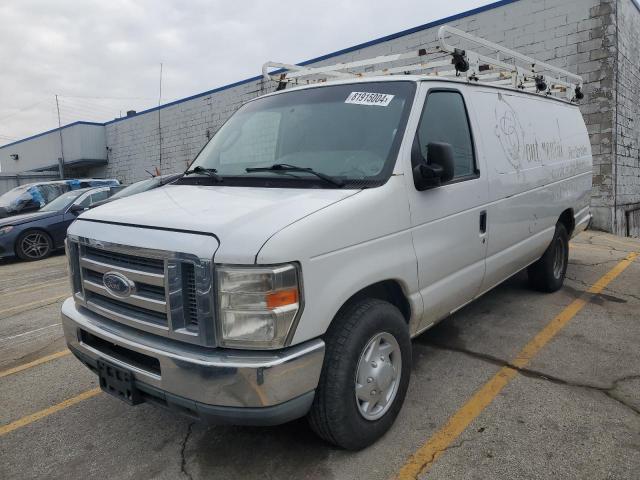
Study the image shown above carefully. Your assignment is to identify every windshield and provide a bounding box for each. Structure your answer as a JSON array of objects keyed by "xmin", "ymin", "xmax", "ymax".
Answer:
[
  {"xmin": 187, "ymin": 81, "xmax": 415, "ymax": 188},
  {"xmin": 40, "ymin": 189, "xmax": 87, "ymax": 212},
  {"xmin": 109, "ymin": 178, "xmax": 159, "ymax": 200}
]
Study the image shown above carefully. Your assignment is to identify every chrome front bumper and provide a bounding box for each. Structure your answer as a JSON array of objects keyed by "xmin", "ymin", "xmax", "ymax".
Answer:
[{"xmin": 62, "ymin": 298, "xmax": 325, "ymax": 424}]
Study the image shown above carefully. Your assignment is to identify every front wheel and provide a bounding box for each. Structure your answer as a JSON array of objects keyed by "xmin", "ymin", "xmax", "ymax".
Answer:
[
  {"xmin": 527, "ymin": 223, "xmax": 569, "ymax": 292},
  {"xmin": 16, "ymin": 230, "xmax": 53, "ymax": 261},
  {"xmin": 308, "ymin": 298, "xmax": 411, "ymax": 450}
]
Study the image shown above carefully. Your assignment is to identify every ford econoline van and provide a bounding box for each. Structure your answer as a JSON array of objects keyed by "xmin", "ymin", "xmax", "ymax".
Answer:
[{"xmin": 61, "ymin": 27, "xmax": 592, "ymax": 449}]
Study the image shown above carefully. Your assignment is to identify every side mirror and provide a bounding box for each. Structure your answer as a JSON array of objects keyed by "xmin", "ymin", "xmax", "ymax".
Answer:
[
  {"xmin": 412, "ymin": 142, "xmax": 455, "ymax": 191},
  {"xmin": 69, "ymin": 204, "xmax": 87, "ymax": 214}
]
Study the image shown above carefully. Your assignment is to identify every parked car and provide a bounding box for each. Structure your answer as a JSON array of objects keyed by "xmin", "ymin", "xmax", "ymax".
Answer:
[
  {"xmin": 0, "ymin": 178, "xmax": 120, "ymax": 218},
  {"xmin": 61, "ymin": 28, "xmax": 592, "ymax": 450},
  {"xmin": 90, "ymin": 173, "xmax": 182, "ymax": 208},
  {"xmin": 0, "ymin": 186, "xmax": 118, "ymax": 261}
]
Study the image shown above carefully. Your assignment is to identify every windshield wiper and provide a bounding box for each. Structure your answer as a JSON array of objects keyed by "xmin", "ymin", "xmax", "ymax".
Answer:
[
  {"xmin": 245, "ymin": 164, "xmax": 344, "ymax": 187},
  {"xmin": 183, "ymin": 166, "xmax": 223, "ymax": 182}
]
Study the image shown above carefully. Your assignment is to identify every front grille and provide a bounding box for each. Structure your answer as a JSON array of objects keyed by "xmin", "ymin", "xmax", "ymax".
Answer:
[
  {"xmin": 79, "ymin": 245, "xmax": 168, "ymax": 332},
  {"xmin": 182, "ymin": 263, "xmax": 198, "ymax": 327},
  {"xmin": 84, "ymin": 245, "xmax": 164, "ymax": 274},
  {"xmin": 67, "ymin": 237, "xmax": 216, "ymax": 347},
  {"xmin": 83, "ymin": 269, "xmax": 165, "ymax": 302},
  {"xmin": 85, "ymin": 291, "xmax": 168, "ymax": 326}
]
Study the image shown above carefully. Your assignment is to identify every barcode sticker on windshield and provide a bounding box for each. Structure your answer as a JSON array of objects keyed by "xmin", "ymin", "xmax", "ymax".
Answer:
[{"xmin": 345, "ymin": 92, "xmax": 394, "ymax": 107}]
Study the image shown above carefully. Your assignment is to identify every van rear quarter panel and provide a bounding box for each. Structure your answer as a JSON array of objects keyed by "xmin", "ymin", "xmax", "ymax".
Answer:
[{"xmin": 467, "ymin": 89, "xmax": 592, "ymax": 293}]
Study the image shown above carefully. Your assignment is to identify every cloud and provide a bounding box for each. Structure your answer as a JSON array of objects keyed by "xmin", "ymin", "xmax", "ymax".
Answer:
[{"xmin": 0, "ymin": 0, "xmax": 492, "ymax": 144}]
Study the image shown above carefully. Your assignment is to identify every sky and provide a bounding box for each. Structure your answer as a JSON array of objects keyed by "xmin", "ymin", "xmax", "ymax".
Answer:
[{"xmin": 0, "ymin": 0, "xmax": 496, "ymax": 146}]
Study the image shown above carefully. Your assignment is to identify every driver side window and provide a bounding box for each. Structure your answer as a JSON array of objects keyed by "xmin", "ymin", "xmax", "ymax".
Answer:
[
  {"xmin": 416, "ymin": 91, "xmax": 476, "ymax": 179},
  {"xmin": 76, "ymin": 195, "xmax": 92, "ymax": 208},
  {"xmin": 77, "ymin": 190, "xmax": 109, "ymax": 208}
]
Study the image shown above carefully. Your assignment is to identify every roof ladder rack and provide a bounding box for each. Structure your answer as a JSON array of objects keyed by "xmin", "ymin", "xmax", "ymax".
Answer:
[{"xmin": 262, "ymin": 25, "xmax": 584, "ymax": 103}]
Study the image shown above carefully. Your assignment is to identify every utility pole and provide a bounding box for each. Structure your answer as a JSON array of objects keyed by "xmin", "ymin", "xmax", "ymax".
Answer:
[
  {"xmin": 55, "ymin": 94, "xmax": 65, "ymax": 179},
  {"xmin": 158, "ymin": 63, "xmax": 163, "ymax": 174}
]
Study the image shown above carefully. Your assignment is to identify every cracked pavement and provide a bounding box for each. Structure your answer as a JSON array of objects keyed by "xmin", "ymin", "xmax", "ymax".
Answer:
[
  {"xmin": 180, "ymin": 422, "xmax": 195, "ymax": 480},
  {"xmin": 424, "ymin": 341, "xmax": 640, "ymax": 416},
  {"xmin": 1, "ymin": 231, "xmax": 639, "ymax": 480}
]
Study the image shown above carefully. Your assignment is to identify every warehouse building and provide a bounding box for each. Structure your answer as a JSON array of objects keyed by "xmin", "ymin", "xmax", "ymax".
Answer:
[{"xmin": 1, "ymin": 0, "xmax": 639, "ymax": 236}]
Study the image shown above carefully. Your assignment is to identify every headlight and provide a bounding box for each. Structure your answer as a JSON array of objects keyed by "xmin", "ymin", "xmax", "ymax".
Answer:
[
  {"xmin": 0, "ymin": 225, "xmax": 14, "ymax": 235},
  {"xmin": 217, "ymin": 263, "xmax": 301, "ymax": 349}
]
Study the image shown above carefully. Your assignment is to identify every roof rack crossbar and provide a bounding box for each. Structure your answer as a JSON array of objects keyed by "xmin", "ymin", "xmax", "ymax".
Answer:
[
  {"xmin": 438, "ymin": 26, "xmax": 582, "ymax": 85},
  {"xmin": 262, "ymin": 25, "xmax": 584, "ymax": 103}
]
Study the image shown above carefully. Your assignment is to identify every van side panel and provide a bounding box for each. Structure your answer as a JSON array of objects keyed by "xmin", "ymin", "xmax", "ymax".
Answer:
[{"xmin": 468, "ymin": 90, "xmax": 592, "ymax": 295}]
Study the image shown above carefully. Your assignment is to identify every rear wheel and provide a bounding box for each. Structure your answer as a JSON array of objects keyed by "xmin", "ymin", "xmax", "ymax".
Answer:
[
  {"xmin": 308, "ymin": 298, "xmax": 411, "ymax": 450},
  {"xmin": 527, "ymin": 223, "xmax": 568, "ymax": 292},
  {"xmin": 16, "ymin": 230, "xmax": 52, "ymax": 261}
]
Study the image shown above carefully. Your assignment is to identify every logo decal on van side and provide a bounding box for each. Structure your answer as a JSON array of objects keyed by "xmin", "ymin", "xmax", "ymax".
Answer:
[
  {"xmin": 494, "ymin": 95, "xmax": 525, "ymax": 170},
  {"xmin": 493, "ymin": 94, "xmax": 591, "ymax": 175}
]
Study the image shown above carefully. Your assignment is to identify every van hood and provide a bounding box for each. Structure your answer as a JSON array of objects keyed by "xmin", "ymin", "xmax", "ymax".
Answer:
[{"xmin": 78, "ymin": 184, "xmax": 359, "ymax": 262}]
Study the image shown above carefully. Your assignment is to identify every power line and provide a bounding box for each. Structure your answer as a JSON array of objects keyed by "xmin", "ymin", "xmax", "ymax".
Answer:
[
  {"xmin": 56, "ymin": 98, "xmax": 135, "ymax": 123},
  {"xmin": 0, "ymin": 99, "xmax": 53, "ymax": 122},
  {"xmin": 57, "ymin": 96, "xmax": 155, "ymax": 121},
  {"xmin": 58, "ymin": 98, "xmax": 128, "ymax": 112},
  {"xmin": 57, "ymin": 94, "xmax": 156, "ymax": 101},
  {"xmin": 0, "ymin": 92, "xmax": 156, "ymax": 141},
  {"xmin": 59, "ymin": 95, "xmax": 135, "ymax": 107},
  {"xmin": 0, "ymin": 92, "xmax": 154, "ymax": 126},
  {"xmin": 58, "ymin": 105, "xmax": 116, "ymax": 116},
  {"xmin": 58, "ymin": 104, "xmax": 120, "ymax": 118}
]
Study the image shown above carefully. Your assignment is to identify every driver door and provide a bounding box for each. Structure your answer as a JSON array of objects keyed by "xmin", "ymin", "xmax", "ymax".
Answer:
[{"xmin": 406, "ymin": 86, "xmax": 489, "ymax": 332}]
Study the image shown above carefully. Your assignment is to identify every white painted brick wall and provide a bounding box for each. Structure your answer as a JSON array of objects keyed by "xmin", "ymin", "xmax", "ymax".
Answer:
[
  {"xmin": 90, "ymin": 0, "xmax": 639, "ymax": 235},
  {"xmin": 615, "ymin": 0, "xmax": 640, "ymax": 235}
]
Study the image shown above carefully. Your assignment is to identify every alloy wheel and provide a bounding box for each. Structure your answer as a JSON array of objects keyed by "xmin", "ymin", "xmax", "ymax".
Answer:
[{"xmin": 21, "ymin": 232, "xmax": 50, "ymax": 260}]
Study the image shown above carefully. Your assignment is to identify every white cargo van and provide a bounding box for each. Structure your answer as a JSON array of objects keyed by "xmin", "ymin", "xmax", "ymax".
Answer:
[{"xmin": 62, "ymin": 27, "xmax": 592, "ymax": 449}]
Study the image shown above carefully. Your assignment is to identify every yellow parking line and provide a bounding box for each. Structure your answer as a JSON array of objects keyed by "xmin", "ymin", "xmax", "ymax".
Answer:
[
  {"xmin": 395, "ymin": 252, "xmax": 638, "ymax": 480},
  {"xmin": 598, "ymin": 236, "xmax": 640, "ymax": 250},
  {"xmin": 0, "ymin": 350, "xmax": 71, "ymax": 379},
  {"xmin": 0, "ymin": 294, "xmax": 68, "ymax": 318},
  {"xmin": 568, "ymin": 244, "xmax": 599, "ymax": 253},
  {"xmin": 0, "ymin": 388, "xmax": 101, "ymax": 437},
  {"xmin": 0, "ymin": 280, "xmax": 68, "ymax": 296},
  {"xmin": 0, "ymin": 257, "xmax": 67, "ymax": 273},
  {"xmin": 1, "ymin": 254, "xmax": 637, "ymax": 440},
  {"xmin": 569, "ymin": 243, "xmax": 609, "ymax": 251}
]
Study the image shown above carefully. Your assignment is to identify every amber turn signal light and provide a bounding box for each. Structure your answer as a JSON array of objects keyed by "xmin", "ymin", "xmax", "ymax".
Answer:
[{"xmin": 265, "ymin": 288, "xmax": 299, "ymax": 309}]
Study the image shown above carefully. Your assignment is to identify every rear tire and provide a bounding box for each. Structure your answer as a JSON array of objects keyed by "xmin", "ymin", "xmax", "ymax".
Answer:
[
  {"xmin": 16, "ymin": 230, "xmax": 53, "ymax": 261},
  {"xmin": 527, "ymin": 223, "xmax": 568, "ymax": 292},
  {"xmin": 308, "ymin": 298, "xmax": 411, "ymax": 450}
]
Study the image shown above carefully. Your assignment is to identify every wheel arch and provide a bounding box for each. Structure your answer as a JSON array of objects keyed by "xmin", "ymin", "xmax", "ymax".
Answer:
[
  {"xmin": 558, "ymin": 208, "xmax": 575, "ymax": 238},
  {"xmin": 334, "ymin": 279, "xmax": 412, "ymax": 325}
]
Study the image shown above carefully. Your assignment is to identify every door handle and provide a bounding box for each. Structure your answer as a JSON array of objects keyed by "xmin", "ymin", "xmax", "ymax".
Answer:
[{"xmin": 479, "ymin": 210, "xmax": 487, "ymax": 234}]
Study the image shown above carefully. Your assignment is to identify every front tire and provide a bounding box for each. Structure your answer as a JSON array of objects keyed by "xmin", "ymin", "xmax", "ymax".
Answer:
[
  {"xmin": 16, "ymin": 230, "xmax": 53, "ymax": 261},
  {"xmin": 527, "ymin": 223, "xmax": 569, "ymax": 292},
  {"xmin": 308, "ymin": 298, "xmax": 411, "ymax": 450}
]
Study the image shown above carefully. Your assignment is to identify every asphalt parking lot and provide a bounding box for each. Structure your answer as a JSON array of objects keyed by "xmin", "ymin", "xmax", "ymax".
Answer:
[{"xmin": 1, "ymin": 230, "xmax": 639, "ymax": 480}]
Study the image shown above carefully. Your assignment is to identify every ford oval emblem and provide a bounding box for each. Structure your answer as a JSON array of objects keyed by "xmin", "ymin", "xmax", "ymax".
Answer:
[{"xmin": 103, "ymin": 271, "xmax": 135, "ymax": 298}]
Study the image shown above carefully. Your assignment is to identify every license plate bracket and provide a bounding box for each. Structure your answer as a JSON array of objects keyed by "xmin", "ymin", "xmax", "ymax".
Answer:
[{"xmin": 97, "ymin": 359, "xmax": 143, "ymax": 405}]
